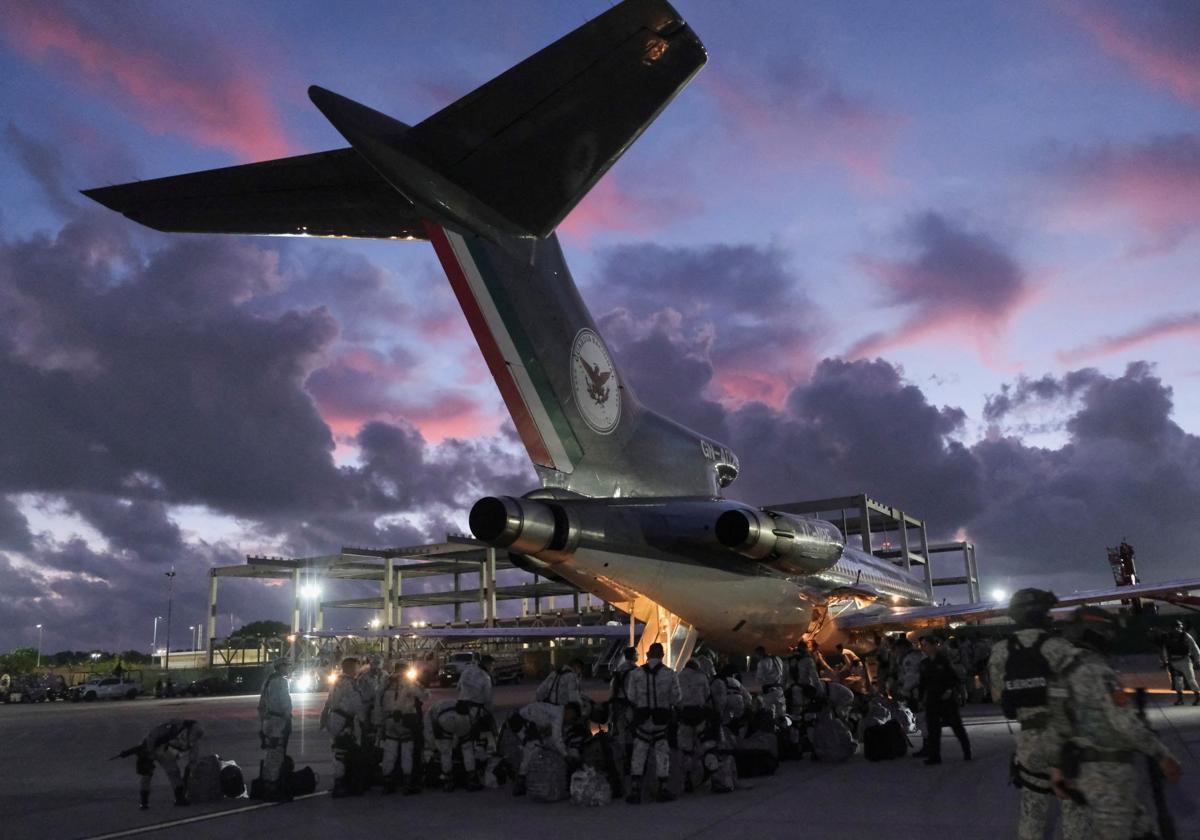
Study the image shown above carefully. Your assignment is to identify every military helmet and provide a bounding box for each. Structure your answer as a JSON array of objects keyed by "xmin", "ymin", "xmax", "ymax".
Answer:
[
  {"xmin": 1064, "ymin": 606, "xmax": 1121, "ymax": 647},
  {"xmin": 1007, "ymin": 588, "xmax": 1058, "ymax": 626}
]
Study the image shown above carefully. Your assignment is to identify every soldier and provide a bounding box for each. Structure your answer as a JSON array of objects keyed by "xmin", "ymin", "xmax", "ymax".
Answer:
[
  {"xmin": 625, "ymin": 642, "xmax": 681, "ymax": 804},
  {"xmin": 355, "ymin": 656, "xmax": 386, "ymax": 748},
  {"xmin": 116, "ymin": 719, "xmax": 205, "ymax": 809},
  {"xmin": 377, "ymin": 661, "xmax": 429, "ymax": 794},
  {"xmin": 1049, "ymin": 607, "xmax": 1183, "ymax": 840},
  {"xmin": 608, "ymin": 647, "xmax": 638, "ymax": 774},
  {"xmin": 1160, "ymin": 619, "xmax": 1200, "ymax": 706},
  {"xmin": 257, "ymin": 658, "xmax": 293, "ymax": 801},
  {"xmin": 676, "ymin": 658, "xmax": 713, "ymax": 792},
  {"xmin": 457, "ymin": 654, "xmax": 494, "ymax": 715},
  {"xmin": 711, "ymin": 664, "xmax": 753, "ymax": 732},
  {"xmin": 425, "ymin": 697, "xmax": 493, "ymax": 791},
  {"xmin": 694, "ymin": 648, "xmax": 717, "ymax": 680},
  {"xmin": 785, "ymin": 642, "xmax": 820, "ymax": 694},
  {"xmin": 536, "ymin": 658, "xmax": 583, "ymax": 707},
  {"xmin": 322, "ymin": 657, "xmax": 366, "ymax": 798},
  {"xmin": 753, "ymin": 645, "xmax": 785, "ymax": 720},
  {"xmin": 916, "ymin": 634, "xmax": 970, "ymax": 765},
  {"xmin": 987, "ymin": 588, "xmax": 1079, "ymax": 840}
]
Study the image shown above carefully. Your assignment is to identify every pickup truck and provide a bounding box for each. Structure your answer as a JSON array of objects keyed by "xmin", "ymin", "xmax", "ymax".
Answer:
[
  {"xmin": 437, "ymin": 652, "xmax": 522, "ymax": 686},
  {"xmin": 69, "ymin": 676, "xmax": 140, "ymax": 701}
]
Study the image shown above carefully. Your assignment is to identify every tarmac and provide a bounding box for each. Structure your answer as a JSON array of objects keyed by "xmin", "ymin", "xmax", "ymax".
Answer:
[{"xmin": 2, "ymin": 678, "xmax": 1198, "ymax": 840}]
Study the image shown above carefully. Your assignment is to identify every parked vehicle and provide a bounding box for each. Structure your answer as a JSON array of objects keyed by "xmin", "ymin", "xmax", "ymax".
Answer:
[
  {"xmin": 69, "ymin": 676, "xmax": 140, "ymax": 701},
  {"xmin": 180, "ymin": 676, "xmax": 234, "ymax": 696},
  {"xmin": 437, "ymin": 651, "xmax": 522, "ymax": 686}
]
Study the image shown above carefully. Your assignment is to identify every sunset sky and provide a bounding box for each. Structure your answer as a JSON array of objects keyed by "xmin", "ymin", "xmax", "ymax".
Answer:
[{"xmin": 1, "ymin": 1, "xmax": 1198, "ymax": 652}]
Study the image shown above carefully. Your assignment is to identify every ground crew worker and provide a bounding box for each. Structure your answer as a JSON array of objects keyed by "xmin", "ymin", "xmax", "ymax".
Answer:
[
  {"xmin": 753, "ymin": 645, "xmax": 785, "ymax": 720},
  {"xmin": 536, "ymin": 658, "xmax": 583, "ymax": 706},
  {"xmin": 257, "ymin": 658, "xmax": 293, "ymax": 801},
  {"xmin": 377, "ymin": 661, "xmax": 429, "ymax": 794},
  {"xmin": 916, "ymin": 634, "xmax": 970, "ymax": 764},
  {"xmin": 987, "ymin": 588, "xmax": 1080, "ymax": 840},
  {"xmin": 322, "ymin": 657, "xmax": 365, "ymax": 798},
  {"xmin": 1049, "ymin": 607, "xmax": 1183, "ymax": 840},
  {"xmin": 457, "ymin": 654, "xmax": 494, "ymax": 715},
  {"xmin": 426, "ymin": 697, "xmax": 492, "ymax": 791},
  {"xmin": 116, "ymin": 718, "xmax": 205, "ymax": 809},
  {"xmin": 1160, "ymin": 620, "xmax": 1200, "ymax": 706},
  {"xmin": 626, "ymin": 642, "xmax": 681, "ymax": 803},
  {"xmin": 676, "ymin": 659, "xmax": 712, "ymax": 792}
]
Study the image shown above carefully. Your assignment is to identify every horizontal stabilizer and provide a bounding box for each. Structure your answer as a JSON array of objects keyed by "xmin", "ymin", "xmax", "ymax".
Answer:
[
  {"xmin": 399, "ymin": 0, "xmax": 706, "ymax": 237},
  {"xmin": 82, "ymin": 148, "xmax": 426, "ymax": 240}
]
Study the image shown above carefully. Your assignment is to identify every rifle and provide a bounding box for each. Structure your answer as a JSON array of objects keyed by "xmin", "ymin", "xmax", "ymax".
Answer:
[{"xmin": 1135, "ymin": 687, "xmax": 1176, "ymax": 840}]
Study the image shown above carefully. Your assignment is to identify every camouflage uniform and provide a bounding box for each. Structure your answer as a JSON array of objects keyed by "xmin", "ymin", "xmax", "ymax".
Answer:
[
  {"xmin": 988, "ymin": 629, "xmax": 1080, "ymax": 840},
  {"xmin": 376, "ymin": 670, "xmax": 429, "ymax": 792},
  {"xmin": 257, "ymin": 667, "xmax": 293, "ymax": 796},
  {"xmin": 1048, "ymin": 648, "xmax": 1176, "ymax": 840},
  {"xmin": 676, "ymin": 662, "xmax": 713, "ymax": 790}
]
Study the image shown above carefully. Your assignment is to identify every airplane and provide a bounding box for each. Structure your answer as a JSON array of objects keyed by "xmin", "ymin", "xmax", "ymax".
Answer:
[{"xmin": 84, "ymin": 0, "xmax": 1200, "ymax": 665}]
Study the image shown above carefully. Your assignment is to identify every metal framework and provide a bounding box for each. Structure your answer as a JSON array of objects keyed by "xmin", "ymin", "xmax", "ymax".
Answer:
[
  {"xmin": 205, "ymin": 536, "xmax": 602, "ymax": 664},
  {"xmin": 767, "ymin": 493, "xmax": 983, "ymax": 603}
]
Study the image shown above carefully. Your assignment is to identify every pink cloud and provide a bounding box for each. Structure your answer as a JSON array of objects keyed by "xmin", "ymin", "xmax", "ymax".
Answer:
[
  {"xmin": 2, "ymin": 3, "xmax": 293, "ymax": 160},
  {"xmin": 558, "ymin": 176, "xmax": 702, "ymax": 240},
  {"xmin": 1047, "ymin": 134, "xmax": 1200, "ymax": 253},
  {"xmin": 845, "ymin": 213, "xmax": 1031, "ymax": 364},
  {"xmin": 1063, "ymin": 1, "xmax": 1200, "ymax": 109},
  {"xmin": 702, "ymin": 59, "xmax": 904, "ymax": 190},
  {"xmin": 1058, "ymin": 312, "xmax": 1200, "ymax": 365}
]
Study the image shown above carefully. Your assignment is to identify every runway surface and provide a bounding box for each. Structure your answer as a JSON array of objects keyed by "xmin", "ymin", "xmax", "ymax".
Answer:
[{"xmin": 2, "ymin": 681, "xmax": 1197, "ymax": 840}]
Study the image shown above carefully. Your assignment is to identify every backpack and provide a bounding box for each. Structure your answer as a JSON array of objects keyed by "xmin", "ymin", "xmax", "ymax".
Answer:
[
  {"xmin": 863, "ymin": 720, "xmax": 907, "ymax": 761},
  {"xmin": 1164, "ymin": 632, "xmax": 1189, "ymax": 658},
  {"xmin": 1000, "ymin": 634, "xmax": 1052, "ymax": 719},
  {"xmin": 811, "ymin": 712, "xmax": 856, "ymax": 763}
]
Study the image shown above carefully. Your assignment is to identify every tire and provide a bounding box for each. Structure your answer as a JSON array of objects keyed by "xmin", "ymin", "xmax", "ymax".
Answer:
[
  {"xmin": 84, "ymin": 692, "xmax": 97, "ymax": 702},
  {"xmin": 126, "ymin": 689, "xmax": 138, "ymax": 700}
]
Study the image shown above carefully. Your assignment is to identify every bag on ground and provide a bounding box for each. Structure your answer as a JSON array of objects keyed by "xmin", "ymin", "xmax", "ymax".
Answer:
[
  {"xmin": 863, "ymin": 719, "xmax": 907, "ymax": 761},
  {"xmin": 569, "ymin": 765, "xmax": 612, "ymax": 806},
  {"xmin": 218, "ymin": 761, "xmax": 245, "ymax": 798},
  {"xmin": 187, "ymin": 754, "xmax": 224, "ymax": 803},
  {"xmin": 812, "ymin": 712, "xmax": 856, "ymax": 763},
  {"xmin": 526, "ymin": 745, "xmax": 568, "ymax": 803}
]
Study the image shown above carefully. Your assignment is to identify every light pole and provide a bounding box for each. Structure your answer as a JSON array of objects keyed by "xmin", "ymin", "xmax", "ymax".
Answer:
[
  {"xmin": 35, "ymin": 624, "xmax": 43, "ymax": 669},
  {"xmin": 301, "ymin": 583, "xmax": 322, "ymax": 633},
  {"xmin": 152, "ymin": 616, "xmax": 163, "ymax": 658},
  {"xmin": 189, "ymin": 625, "xmax": 195, "ymax": 653},
  {"xmin": 164, "ymin": 569, "xmax": 176, "ymax": 675}
]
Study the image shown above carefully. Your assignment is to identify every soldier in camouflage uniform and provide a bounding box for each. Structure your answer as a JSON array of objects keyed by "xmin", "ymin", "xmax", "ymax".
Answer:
[
  {"xmin": 1048, "ymin": 607, "xmax": 1183, "ymax": 840},
  {"xmin": 987, "ymin": 589, "xmax": 1080, "ymax": 840}
]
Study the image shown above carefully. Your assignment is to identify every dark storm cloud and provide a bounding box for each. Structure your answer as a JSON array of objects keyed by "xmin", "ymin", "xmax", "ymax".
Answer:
[
  {"xmin": 969, "ymin": 362, "xmax": 1200, "ymax": 584},
  {"xmin": 590, "ymin": 240, "xmax": 1200, "ymax": 589},
  {"xmin": 5, "ymin": 123, "xmax": 76, "ymax": 216},
  {"xmin": 848, "ymin": 212, "xmax": 1027, "ymax": 359},
  {"xmin": 0, "ymin": 497, "xmax": 33, "ymax": 552},
  {"xmin": 587, "ymin": 242, "xmax": 823, "ymax": 406}
]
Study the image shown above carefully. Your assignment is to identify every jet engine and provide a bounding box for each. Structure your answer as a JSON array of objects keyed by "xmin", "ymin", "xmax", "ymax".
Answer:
[
  {"xmin": 468, "ymin": 495, "xmax": 577, "ymax": 556},
  {"xmin": 715, "ymin": 507, "xmax": 844, "ymax": 575}
]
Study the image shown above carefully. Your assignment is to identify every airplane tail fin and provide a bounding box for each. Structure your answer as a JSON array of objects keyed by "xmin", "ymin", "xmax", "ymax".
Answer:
[{"xmin": 399, "ymin": 0, "xmax": 706, "ymax": 238}]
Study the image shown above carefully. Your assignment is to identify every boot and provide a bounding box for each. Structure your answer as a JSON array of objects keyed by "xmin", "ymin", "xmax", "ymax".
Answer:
[
  {"xmin": 465, "ymin": 776, "xmax": 482, "ymax": 792},
  {"xmin": 1175, "ymin": 692, "xmax": 1184, "ymax": 706},
  {"xmin": 511, "ymin": 775, "xmax": 526, "ymax": 797},
  {"xmin": 1193, "ymin": 692, "xmax": 1200, "ymax": 706},
  {"xmin": 442, "ymin": 778, "xmax": 456, "ymax": 793},
  {"xmin": 404, "ymin": 780, "xmax": 420, "ymax": 796},
  {"xmin": 626, "ymin": 777, "xmax": 642, "ymax": 804},
  {"xmin": 656, "ymin": 780, "xmax": 676, "ymax": 803},
  {"xmin": 962, "ymin": 744, "xmax": 972, "ymax": 761},
  {"xmin": 173, "ymin": 786, "xmax": 190, "ymax": 806},
  {"xmin": 382, "ymin": 776, "xmax": 397, "ymax": 795},
  {"xmin": 331, "ymin": 778, "xmax": 350, "ymax": 799},
  {"xmin": 138, "ymin": 791, "xmax": 149, "ymax": 810}
]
